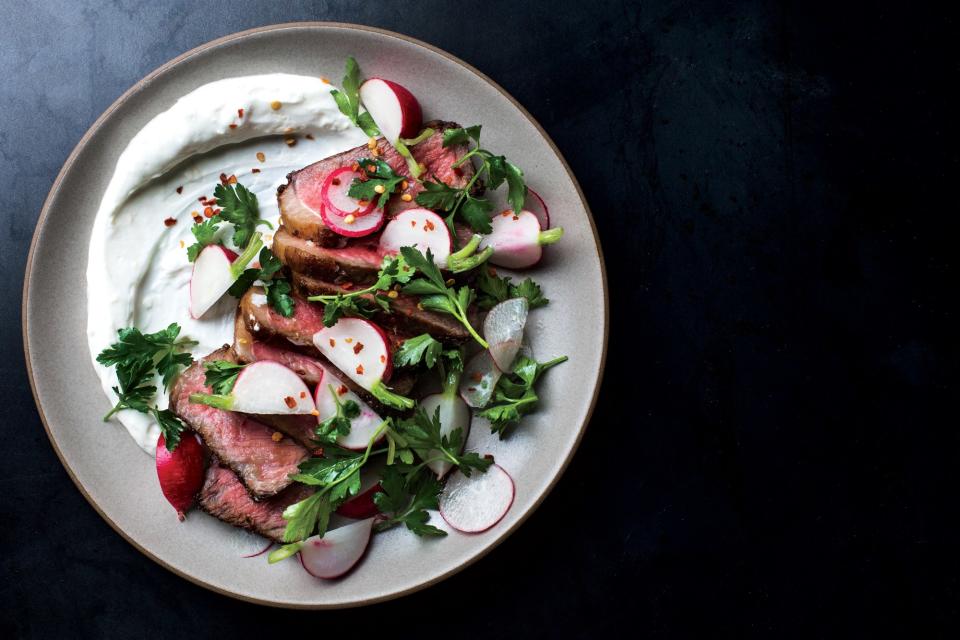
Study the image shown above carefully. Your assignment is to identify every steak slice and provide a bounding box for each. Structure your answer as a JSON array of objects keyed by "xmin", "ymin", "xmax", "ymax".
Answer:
[
  {"xmin": 170, "ymin": 348, "xmax": 308, "ymax": 498},
  {"xmin": 278, "ymin": 120, "xmax": 476, "ymax": 246},
  {"xmin": 272, "ymin": 226, "xmax": 383, "ymax": 285},
  {"xmin": 289, "ymin": 271, "xmax": 470, "ymax": 341},
  {"xmin": 238, "ymin": 288, "xmax": 417, "ymax": 397},
  {"xmin": 197, "ymin": 462, "xmax": 314, "ymax": 543}
]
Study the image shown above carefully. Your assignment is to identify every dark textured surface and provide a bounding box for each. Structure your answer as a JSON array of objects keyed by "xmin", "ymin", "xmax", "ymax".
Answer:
[{"xmin": 3, "ymin": 1, "xmax": 958, "ymax": 637}]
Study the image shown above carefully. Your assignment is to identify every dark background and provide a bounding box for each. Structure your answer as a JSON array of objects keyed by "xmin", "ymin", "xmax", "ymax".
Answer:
[{"xmin": 2, "ymin": 0, "xmax": 957, "ymax": 637}]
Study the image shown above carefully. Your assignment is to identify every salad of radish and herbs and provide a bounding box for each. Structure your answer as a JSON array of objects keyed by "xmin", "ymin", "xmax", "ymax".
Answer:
[{"xmin": 95, "ymin": 57, "xmax": 566, "ymax": 579}]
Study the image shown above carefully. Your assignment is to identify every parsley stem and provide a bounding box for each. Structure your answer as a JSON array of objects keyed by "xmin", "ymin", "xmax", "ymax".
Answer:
[
  {"xmin": 229, "ymin": 232, "xmax": 264, "ymax": 279},
  {"xmin": 454, "ymin": 302, "xmax": 488, "ymax": 349},
  {"xmin": 102, "ymin": 403, "xmax": 124, "ymax": 422}
]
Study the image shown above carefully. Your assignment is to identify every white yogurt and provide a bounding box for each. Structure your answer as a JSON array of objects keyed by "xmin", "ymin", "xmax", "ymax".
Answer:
[{"xmin": 86, "ymin": 74, "xmax": 368, "ymax": 454}]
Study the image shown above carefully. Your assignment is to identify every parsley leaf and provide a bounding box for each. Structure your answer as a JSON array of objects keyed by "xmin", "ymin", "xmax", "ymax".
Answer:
[
  {"xmin": 414, "ymin": 179, "xmax": 460, "ymax": 211},
  {"xmin": 97, "ymin": 323, "xmax": 195, "ymax": 451},
  {"xmin": 400, "ymin": 247, "xmax": 487, "ymax": 347},
  {"xmin": 373, "ymin": 466, "xmax": 446, "ymax": 537},
  {"xmin": 263, "ymin": 278, "xmax": 295, "ymax": 318},
  {"xmin": 346, "ymin": 159, "xmax": 405, "ymax": 209},
  {"xmin": 476, "ymin": 269, "xmax": 549, "ymax": 310},
  {"xmin": 186, "ymin": 217, "xmax": 221, "ymax": 262},
  {"xmin": 477, "ymin": 355, "xmax": 568, "ymax": 437},
  {"xmin": 214, "ymin": 182, "xmax": 272, "ymax": 250},
  {"xmin": 393, "ymin": 407, "xmax": 492, "ymax": 477},
  {"xmin": 314, "ymin": 384, "xmax": 361, "ymax": 444},
  {"xmin": 309, "ymin": 253, "xmax": 415, "ymax": 327},
  {"xmin": 330, "ymin": 57, "xmax": 380, "ymax": 137},
  {"xmin": 393, "ymin": 334, "xmax": 443, "ymax": 368},
  {"xmin": 203, "ymin": 360, "xmax": 245, "ymax": 394},
  {"xmin": 226, "ymin": 247, "xmax": 295, "ymax": 317}
]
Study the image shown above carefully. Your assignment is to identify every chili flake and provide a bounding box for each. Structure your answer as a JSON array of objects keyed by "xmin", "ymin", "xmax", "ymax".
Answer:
[
  {"xmin": 353, "ymin": 342, "xmax": 364, "ymax": 354},
  {"xmin": 337, "ymin": 385, "xmax": 348, "ymax": 395},
  {"xmin": 175, "ymin": 186, "xmax": 183, "ymax": 194},
  {"xmin": 163, "ymin": 217, "xmax": 177, "ymax": 227},
  {"xmin": 283, "ymin": 396, "xmax": 297, "ymax": 409},
  {"xmin": 256, "ymin": 151, "xmax": 266, "ymax": 162},
  {"xmin": 356, "ymin": 364, "xmax": 364, "ymax": 375},
  {"xmin": 329, "ymin": 338, "xmax": 336, "ymax": 347}
]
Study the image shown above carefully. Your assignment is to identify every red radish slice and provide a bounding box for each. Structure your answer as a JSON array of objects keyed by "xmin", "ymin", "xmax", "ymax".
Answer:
[
  {"xmin": 483, "ymin": 298, "xmax": 529, "ymax": 371},
  {"xmin": 379, "ymin": 208, "xmax": 453, "ymax": 268},
  {"xmin": 190, "ymin": 234, "xmax": 263, "ymax": 318},
  {"xmin": 320, "ymin": 204, "xmax": 385, "ymax": 238},
  {"xmin": 298, "ymin": 517, "xmax": 375, "ymax": 579},
  {"xmin": 439, "ymin": 464, "xmax": 515, "ymax": 533},
  {"xmin": 480, "ymin": 210, "xmax": 564, "ymax": 269},
  {"xmin": 359, "ymin": 78, "xmax": 423, "ymax": 142},
  {"xmin": 322, "ymin": 167, "xmax": 376, "ymax": 218},
  {"xmin": 419, "ymin": 392, "xmax": 472, "ymax": 478},
  {"xmin": 155, "ymin": 432, "xmax": 205, "ymax": 521},
  {"xmin": 459, "ymin": 350, "xmax": 503, "ymax": 408},
  {"xmin": 525, "ymin": 188, "xmax": 550, "ymax": 230},
  {"xmin": 241, "ymin": 540, "xmax": 274, "ymax": 558},
  {"xmin": 314, "ymin": 376, "xmax": 385, "ymax": 451},
  {"xmin": 189, "ymin": 361, "xmax": 316, "ymax": 414},
  {"xmin": 313, "ymin": 318, "xmax": 392, "ymax": 388},
  {"xmin": 336, "ymin": 481, "xmax": 383, "ymax": 519}
]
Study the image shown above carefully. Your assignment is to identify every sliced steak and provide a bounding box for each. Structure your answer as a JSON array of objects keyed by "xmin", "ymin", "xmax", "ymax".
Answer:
[
  {"xmin": 197, "ymin": 462, "xmax": 314, "ymax": 543},
  {"xmin": 272, "ymin": 226, "xmax": 383, "ymax": 285},
  {"xmin": 289, "ymin": 271, "xmax": 470, "ymax": 341},
  {"xmin": 238, "ymin": 288, "xmax": 417, "ymax": 397},
  {"xmin": 170, "ymin": 348, "xmax": 308, "ymax": 498},
  {"xmin": 278, "ymin": 120, "xmax": 476, "ymax": 246}
]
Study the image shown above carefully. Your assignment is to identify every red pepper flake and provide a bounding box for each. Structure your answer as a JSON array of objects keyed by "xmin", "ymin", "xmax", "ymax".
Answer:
[
  {"xmin": 219, "ymin": 173, "xmax": 229, "ymax": 185},
  {"xmin": 198, "ymin": 196, "xmax": 206, "ymax": 202},
  {"xmin": 353, "ymin": 342, "xmax": 364, "ymax": 354},
  {"xmin": 329, "ymin": 338, "xmax": 336, "ymax": 347},
  {"xmin": 337, "ymin": 385, "xmax": 348, "ymax": 395},
  {"xmin": 380, "ymin": 355, "xmax": 386, "ymax": 364},
  {"xmin": 340, "ymin": 281, "xmax": 353, "ymax": 290},
  {"xmin": 192, "ymin": 212, "xmax": 203, "ymax": 223},
  {"xmin": 229, "ymin": 123, "xmax": 238, "ymax": 129},
  {"xmin": 471, "ymin": 372, "xmax": 483, "ymax": 382},
  {"xmin": 321, "ymin": 77, "xmax": 331, "ymax": 84},
  {"xmin": 331, "ymin": 178, "xmax": 340, "ymax": 186},
  {"xmin": 305, "ymin": 133, "xmax": 315, "ymax": 140},
  {"xmin": 356, "ymin": 364, "xmax": 364, "ymax": 375},
  {"xmin": 501, "ymin": 210, "xmax": 511, "ymax": 217},
  {"xmin": 367, "ymin": 165, "xmax": 376, "ymax": 174},
  {"xmin": 175, "ymin": 186, "xmax": 183, "ymax": 194},
  {"xmin": 453, "ymin": 167, "xmax": 464, "ymax": 177},
  {"xmin": 351, "ymin": 161, "xmax": 360, "ymax": 172},
  {"xmin": 251, "ymin": 168, "xmax": 261, "ymax": 173},
  {"xmin": 163, "ymin": 217, "xmax": 177, "ymax": 227},
  {"xmin": 203, "ymin": 206, "xmax": 216, "ymax": 218},
  {"xmin": 237, "ymin": 108, "xmax": 244, "ymax": 118},
  {"xmin": 424, "ymin": 220, "xmax": 436, "ymax": 232},
  {"xmin": 228, "ymin": 175, "xmax": 237, "ymax": 184},
  {"xmin": 299, "ymin": 391, "xmax": 307, "ymax": 399},
  {"xmin": 283, "ymin": 396, "xmax": 296, "ymax": 409},
  {"xmin": 410, "ymin": 220, "xmax": 416, "ymax": 227}
]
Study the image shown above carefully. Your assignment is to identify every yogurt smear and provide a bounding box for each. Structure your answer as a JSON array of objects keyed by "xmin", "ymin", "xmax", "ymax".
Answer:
[{"xmin": 86, "ymin": 74, "xmax": 367, "ymax": 454}]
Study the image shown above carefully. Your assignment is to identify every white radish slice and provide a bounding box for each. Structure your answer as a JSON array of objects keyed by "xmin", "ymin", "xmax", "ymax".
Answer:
[
  {"xmin": 190, "ymin": 245, "xmax": 239, "ymax": 318},
  {"xmin": 483, "ymin": 298, "xmax": 529, "ymax": 371},
  {"xmin": 525, "ymin": 188, "xmax": 550, "ymax": 230},
  {"xmin": 359, "ymin": 78, "xmax": 423, "ymax": 142},
  {"xmin": 314, "ymin": 375, "xmax": 385, "ymax": 451},
  {"xmin": 313, "ymin": 318, "xmax": 392, "ymax": 390},
  {"xmin": 379, "ymin": 208, "xmax": 453, "ymax": 268},
  {"xmin": 459, "ymin": 350, "xmax": 503, "ymax": 408},
  {"xmin": 229, "ymin": 361, "xmax": 317, "ymax": 415},
  {"xmin": 480, "ymin": 210, "xmax": 545, "ymax": 269},
  {"xmin": 298, "ymin": 517, "xmax": 374, "ymax": 579},
  {"xmin": 439, "ymin": 464, "xmax": 515, "ymax": 533},
  {"xmin": 419, "ymin": 392, "xmax": 471, "ymax": 478},
  {"xmin": 322, "ymin": 167, "xmax": 376, "ymax": 218},
  {"xmin": 320, "ymin": 204, "xmax": 385, "ymax": 238}
]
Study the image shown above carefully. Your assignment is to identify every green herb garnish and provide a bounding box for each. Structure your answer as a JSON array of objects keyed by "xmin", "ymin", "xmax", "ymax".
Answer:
[
  {"xmin": 346, "ymin": 158, "xmax": 406, "ymax": 209},
  {"xmin": 373, "ymin": 465, "xmax": 446, "ymax": 537},
  {"xmin": 314, "ymin": 384, "xmax": 361, "ymax": 444},
  {"xmin": 477, "ymin": 355, "xmax": 568, "ymax": 437},
  {"xmin": 476, "ymin": 269, "xmax": 549, "ymax": 310},
  {"xmin": 227, "ymin": 246, "xmax": 296, "ymax": 318},
  {"xmin": 330, "ymin": 57, "xmax": 379, "ymax": 137},
  {"xmin": 308, "ymin": 253, "xmax": 414, "ymax": 326},
  {"xmin": 214, "ymin": 182, "xmax": 273, "ymax": 250},
  {"xmin": 202, "ymin": 360, "xmax": 245, "ymax": 395}
]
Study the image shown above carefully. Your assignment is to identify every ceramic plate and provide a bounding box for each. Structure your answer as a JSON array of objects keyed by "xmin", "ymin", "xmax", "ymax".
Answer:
[{"xmin": 23, "ymin": 22, "xmax": 607, "ymax": 608}]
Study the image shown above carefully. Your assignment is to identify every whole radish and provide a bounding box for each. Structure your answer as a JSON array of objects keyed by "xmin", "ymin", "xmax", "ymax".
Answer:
[{"xmin": 155, "ymin": 432, "xmax": 206, "ymax": 521}]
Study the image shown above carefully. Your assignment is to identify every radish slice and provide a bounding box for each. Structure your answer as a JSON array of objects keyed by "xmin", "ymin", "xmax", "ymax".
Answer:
[
  {"xmin": 525, "ymin": 188, "xmax": 550, "ymax": 230},
  {"xmin": 379, "ymin": 208, "xmax": 453, "ymax": 268},
  {"xmin": 189, "ymin": 361, "xmax": 316, "ymax": 415},
  {"xmin": 419, "ymin": 392, "xmax": 471, "ymax": 478},
  {"xmin": 336, "ymin": 480, "xmax": 383, "ymax": 519},
  {"xmin": 480, "ymin": 210, "xmax": 563, "ymax": 269},
  {"xmin": 241, "ymin": 540, "xmax": 274, "ymax": 558},
  {"xmin": 322, "ymin": 167, "xmax": 376, "ymax": 218},
  {"xmin": 313, "ymin": 318, "xmax": 392, "ymax": 388},
  {"xmin": 314, "ymin": 377, "xmax": 385, "ymax": 451},
  {"xmin": 359, "ymin": 78, "xmax": 423, "ymax": 142},
  {"xmin": 439, "ymin": 464, "xmax": 515, "ymax": 533},
  {"xmin": 483, "ymin": 298, "xmax": 529, "ymax": 371},
  {"xmin": 155, "ymin": 432, "xmax": 205, "ymax": 521},
  {"xmin": 190, "ymin": 232, "xmax": 263, "ymax": 318},
  {"xmin": 320, "ymin": 204, "xmax": 385, "ymax": 238},
  {"xmin": 459, "ymin": 350, "xmax": 503, "ymax": 408},
  {"xmin": 299, "ymin": 518, "xmax": 375, "ymax": 579}
]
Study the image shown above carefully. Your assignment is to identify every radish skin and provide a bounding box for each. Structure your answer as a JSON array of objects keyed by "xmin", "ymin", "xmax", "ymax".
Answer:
[
  {"xmin": 298, "ymin": 518, "xmax": 375, "ymax": 579},
  {"xmin": 189, "ymin": 361, "xmax": 316, "ymax": 415},
  {"xmin": 189, "ymin": 232, "xmax": 263, "ymax": 318},
  {"xmin": 480, "ymin": 210, "xmax": 563, "ymax": 269},
  {"xmin": 155, "ymin": 432, "xmax": 206, "ymax": 521},
  {"xmin": 322, "ymin": 167, "xmax": 376, "ymax": 218}
]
